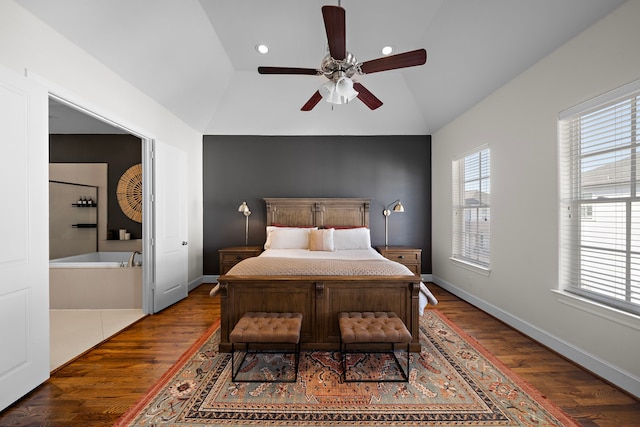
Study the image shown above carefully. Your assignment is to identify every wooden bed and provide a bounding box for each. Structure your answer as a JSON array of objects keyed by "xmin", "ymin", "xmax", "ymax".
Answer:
[{"xmin": 217, "ymin": 198, "xmax": 422, "ymax": 352}]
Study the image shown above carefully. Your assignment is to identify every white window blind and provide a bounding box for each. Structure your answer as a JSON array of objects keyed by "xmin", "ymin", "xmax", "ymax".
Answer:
[
  {"xmin": 452, "ymin": 146, "xmax": 490, "ymax": 269},
  {"xmin": 559, "ymin": 80, "xmax": 640, "ymax": 315}
]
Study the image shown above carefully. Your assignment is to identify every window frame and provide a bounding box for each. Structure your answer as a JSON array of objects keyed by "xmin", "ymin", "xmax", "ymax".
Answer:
[
  {"xmin": 559, "ymin": 79, "xmax": 640, "ymax": 316},
  {"xmin": 451, "ymin": 144, "xmax": 491, "ymax": 271}
]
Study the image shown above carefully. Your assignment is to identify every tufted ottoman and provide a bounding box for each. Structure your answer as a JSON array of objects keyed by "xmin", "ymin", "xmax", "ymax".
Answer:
[
  {"xmin": 229, "ymin": 312, "xmax": 302, "ymax": 382},
  {"xmin": 338, "ymin": 311, "xmax": 412, "ymax": 382}
]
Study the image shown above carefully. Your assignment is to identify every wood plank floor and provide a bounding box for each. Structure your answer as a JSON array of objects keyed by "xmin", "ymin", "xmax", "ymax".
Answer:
[{"xmin": 0, "ymin": 283, "xmax": 638, "ymax": 426}]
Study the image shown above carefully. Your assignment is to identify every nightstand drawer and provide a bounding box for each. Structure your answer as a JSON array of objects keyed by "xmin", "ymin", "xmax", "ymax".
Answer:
[
  {"xmin": 381, "ymin": 250, "xmax": 420, "ymax": 263},
  {"xmin": 399, "ymin": 263, "xmax": 421, "ymax": 275},
  {"xmin": 220, "ymin": 252, "xmax": 256, "ymax": 263}
]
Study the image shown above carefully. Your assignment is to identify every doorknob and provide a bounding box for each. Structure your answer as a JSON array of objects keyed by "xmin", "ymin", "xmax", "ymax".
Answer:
[{"xmin": 182, "ymin": 241, "xmax": 188, "ymax": 246}]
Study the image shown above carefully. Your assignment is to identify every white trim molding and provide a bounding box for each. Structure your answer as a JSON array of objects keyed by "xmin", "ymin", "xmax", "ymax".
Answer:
[
  {"xmin": 203, "ymin": 275, "xmax": 220, "ymax": 285},
  {"xmin": 188, "ymin": 276, "xmax": 205, "ymax": 292}
]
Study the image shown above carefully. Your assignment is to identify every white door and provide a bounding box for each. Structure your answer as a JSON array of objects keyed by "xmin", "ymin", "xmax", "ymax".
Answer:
[
  {"xmin": 152, "ymin": 140, "xmax": 188, "ymax": 312},
  {"xmin": 0, "ymin": 66, "xmax": 49, "ymax": 410}
]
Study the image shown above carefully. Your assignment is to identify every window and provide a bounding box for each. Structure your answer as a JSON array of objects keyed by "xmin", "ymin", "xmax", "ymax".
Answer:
[
  {"xmin": 559, "ymin": 79, "xmax": 640, "ymax": 315},
  {"xmin": 452, "ymin": 145, "xmax": 490, "ymax": 269}
]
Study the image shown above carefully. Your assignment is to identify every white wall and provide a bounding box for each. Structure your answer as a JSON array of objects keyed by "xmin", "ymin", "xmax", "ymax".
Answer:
[
  {"xmin": 432, "ymin": 1, "xmax": 640, "ymax": 397},
  {"xmin": 0, "ymin": 1, "xmax": 203, "ymax": 284}
]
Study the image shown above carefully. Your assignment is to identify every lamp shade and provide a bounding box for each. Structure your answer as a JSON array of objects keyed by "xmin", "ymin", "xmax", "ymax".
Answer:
[
  {"xmin": 319, "ymin": 81, "xmax": 339, "ymax": 103},
  {"xmin": 384, "ymin": 199, "xmax": 405, "ymax": 215},
  {"xmin": 319, "ymin": 77, "xmax": 358, "ymax": 105},
  {"xmin": 335, "ymin": 76, "xmax": 358, "ymax": 100},
  {"xmin": 393, "ymin": 201, "xmax": 404, "ymax": 212},
  {"xmin": 238, "ymin": 201, "xmax": 250, "ymax": 214}
]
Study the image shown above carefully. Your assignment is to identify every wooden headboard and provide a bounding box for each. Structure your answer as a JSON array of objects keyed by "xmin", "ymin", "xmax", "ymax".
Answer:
[{"xmin": 264, "ymin": 198, "xmax": 370, "ymax": 228}]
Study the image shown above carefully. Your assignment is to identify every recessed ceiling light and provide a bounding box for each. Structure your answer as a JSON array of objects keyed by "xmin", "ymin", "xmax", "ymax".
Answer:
[
  {"xmin": 381, "ymin": 46, "xmax": 393, "ymax": 55},
  {"xmin": 255, "ymin": 44, "xmax": 269, "ymax": 54}
]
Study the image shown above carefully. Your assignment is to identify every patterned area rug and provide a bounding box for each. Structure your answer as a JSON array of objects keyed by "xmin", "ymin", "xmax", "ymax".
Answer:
[{"xmin": 115, "ymin": 310, "xmax": 578, "ymax": 426}]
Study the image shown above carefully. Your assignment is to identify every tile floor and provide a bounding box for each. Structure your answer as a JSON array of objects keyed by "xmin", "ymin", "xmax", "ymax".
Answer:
[{"xmin": 49, "ymin": 309, "xmax": 145, "ymax": 371}]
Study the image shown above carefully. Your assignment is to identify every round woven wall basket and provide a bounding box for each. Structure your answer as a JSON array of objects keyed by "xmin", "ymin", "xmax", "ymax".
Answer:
[{"xmin": 116, "ymin": 163, "xmax": 143, "ymax": 223}]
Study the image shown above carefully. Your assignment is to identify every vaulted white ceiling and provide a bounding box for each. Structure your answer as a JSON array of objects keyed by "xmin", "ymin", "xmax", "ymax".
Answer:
[{"xmin": 17, "ymin": 0, "xmax": 626, "ymax": 135}]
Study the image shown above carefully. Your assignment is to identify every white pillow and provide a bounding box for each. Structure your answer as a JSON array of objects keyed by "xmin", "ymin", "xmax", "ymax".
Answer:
[
  {"xmin": 333, "ymin": 227, "xmax": 371, "ymax": 250},
  {"xmin": 264, "ymin": 226, "xmax": 294, "ymax": 249},
  {"xmin": 264, "ymin": 225, "xmax": 280, "ymax": 245},
  {"xmin": 265, "ymin": 227, "xmax": 316, "ymax": 249},
  {"xmin": 309, "ymin": 228, "xmax": 335, "ymax": 251}
]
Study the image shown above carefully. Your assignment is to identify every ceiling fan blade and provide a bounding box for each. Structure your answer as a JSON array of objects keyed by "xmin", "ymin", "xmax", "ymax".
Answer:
[
  {"xmin": 258, "ymin": 66, "xmax": 320, "ymax": 75},
  {"xmin": 322, "ymin": 5, "xmax": 346, "ymax": 60},
  {"xmin": 353, "ymin": 83, "xmax": 383, "ymax": 110},
  {"xmin": 301, "ymin": 91, "xmax": 323, "ymax": 111},
  {"xmin": 360, "ymin": 49, "xmax": 427, "ymax": 74}
]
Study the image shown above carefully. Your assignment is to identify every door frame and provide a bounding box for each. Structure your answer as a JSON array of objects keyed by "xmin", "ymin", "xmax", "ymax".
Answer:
[
  {"xmin": 141, "ymin": 139, "xmax": 154, "ymax": 314},
  {"xmin": 35, "ymin": 71, "xmax": 157, "ymax": 314}
]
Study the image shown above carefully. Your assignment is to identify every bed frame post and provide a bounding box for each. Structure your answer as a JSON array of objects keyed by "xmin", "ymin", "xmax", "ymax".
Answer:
[
  {"xmin": 218, "ymin": 282, "xmax": 232, "ymax": 352},
  {"xmin": 410, "ymin": 281, "xmax": 421, "ymax": 352}
]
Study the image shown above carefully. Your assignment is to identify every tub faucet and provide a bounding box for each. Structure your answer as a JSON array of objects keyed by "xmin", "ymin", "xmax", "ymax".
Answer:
[{"xmin": 127, "ymin": 251, "xmax": 142, "ymax": 267}]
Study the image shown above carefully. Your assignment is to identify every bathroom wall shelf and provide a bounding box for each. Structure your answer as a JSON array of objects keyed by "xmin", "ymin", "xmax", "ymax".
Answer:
[
  {"xmin": 72, "ymin": 203, "xmax": 97, "ymax": 207},
  {"xmin": 72, "ymin": 223, "xmax": 97, "ymax": 228}
]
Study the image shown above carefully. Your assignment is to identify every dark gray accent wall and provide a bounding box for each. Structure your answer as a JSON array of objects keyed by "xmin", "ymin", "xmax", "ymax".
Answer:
[
  {"xmin": 203, "ymin": 135, "xmax": 431, "ymax": 275},
  {"xmin": 49, "ymin": 134, "xmax": 143, "ymax": 239}
]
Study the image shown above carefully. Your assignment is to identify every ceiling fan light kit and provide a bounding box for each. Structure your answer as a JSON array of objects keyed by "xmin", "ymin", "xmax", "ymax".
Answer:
[
  {"xmin": 319, "ymin": 72, "xmax": 359, "ymax": 105},
  {"xmin": 257, "ymin": 4, "xmax": 427, "ymax": 111}
]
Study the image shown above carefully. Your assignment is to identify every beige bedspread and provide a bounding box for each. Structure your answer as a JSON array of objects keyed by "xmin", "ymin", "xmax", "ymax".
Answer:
[{"xmin": 226, "ymin": 256, "xmax": 416, "ymax": 276}]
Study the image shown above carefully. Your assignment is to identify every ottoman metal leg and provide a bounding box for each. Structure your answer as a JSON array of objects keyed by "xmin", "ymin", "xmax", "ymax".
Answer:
[
  {"xmin": 229, "ymin": 312, "xmax": 303, "ymax": 383},
  {"xmin": 341, "ymin": 341, "xmax": 410, "ymax": 382},
  {"xmin": 339, "ymin": 311, "xmax": 412, "ymax": 383},
  {"xmin": 231, "ymin": 342, "xmax": 300, "ymax": 383}
]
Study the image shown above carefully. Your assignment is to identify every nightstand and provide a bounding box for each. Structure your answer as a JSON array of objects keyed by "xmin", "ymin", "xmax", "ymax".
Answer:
[
  {"xmin": 376, "ymin": 246, "xmax": 422, "ymax": 276},
  {"xmin": 219, "ymin": 246, "xmax": 262, "ymax": 275}
]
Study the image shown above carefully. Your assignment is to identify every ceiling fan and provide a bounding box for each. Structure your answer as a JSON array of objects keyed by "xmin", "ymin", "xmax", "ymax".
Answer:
[{"xmin": 258, "ymin": 4, "xmax": 427, "ymax": 111}]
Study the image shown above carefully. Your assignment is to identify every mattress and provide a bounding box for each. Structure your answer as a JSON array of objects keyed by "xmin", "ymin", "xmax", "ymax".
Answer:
[{"xmin": 224, "ymin": 248, "xmax": 438, "ymax": 313}]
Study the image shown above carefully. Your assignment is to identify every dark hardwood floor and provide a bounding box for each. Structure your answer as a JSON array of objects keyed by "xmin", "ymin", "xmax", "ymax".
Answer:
[{"xmin": 0, "ymin": 283, "xmax": 638, "ymax": 426}]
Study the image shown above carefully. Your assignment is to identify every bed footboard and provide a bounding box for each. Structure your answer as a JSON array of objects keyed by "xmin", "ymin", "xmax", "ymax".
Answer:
[{"xmin": 217, "ymin": 275, "xmax": 421, "ymax": 352}]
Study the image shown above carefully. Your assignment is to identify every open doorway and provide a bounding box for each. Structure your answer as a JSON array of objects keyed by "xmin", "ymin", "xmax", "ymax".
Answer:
[
  {"xmin": 45, "ymin": 91, "xmax": 189, "ymax": 369},
  {"xmin": 47, "ymin": 97, "xmax": 147, "ymax": 371}
]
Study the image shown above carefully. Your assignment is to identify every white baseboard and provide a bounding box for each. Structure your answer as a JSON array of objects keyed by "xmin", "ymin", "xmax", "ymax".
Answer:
[
  {"xmin": 431, "ymin": 275, "xmax": 640, "ymax": 399},
  {"xmin": 202, "ymin": 275, "xmax": 219, "ymax": 285},
  {"xmin": 188, "ymin": 276, "xmax": 205, "ymax": 292},
  {"xmin": 421, "ymin": 273, "xmax": 433, "ymax": 282}
]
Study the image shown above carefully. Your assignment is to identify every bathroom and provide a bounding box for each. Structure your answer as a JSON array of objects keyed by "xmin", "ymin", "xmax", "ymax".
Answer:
[{"xmin": 48, "ymin": 107, "xmax": 145, "ymax": 371}]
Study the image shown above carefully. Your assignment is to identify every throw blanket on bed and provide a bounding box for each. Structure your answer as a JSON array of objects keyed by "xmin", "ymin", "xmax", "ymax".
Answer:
[{"xmin": 226, "ymin": 257, "xmax": 416, "ymax": 277}]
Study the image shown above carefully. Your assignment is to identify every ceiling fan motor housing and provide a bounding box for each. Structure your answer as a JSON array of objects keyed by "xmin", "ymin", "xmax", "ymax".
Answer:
[{"xmin": 321, "ymin": 52, "xmax": 359, "ymax": 81}]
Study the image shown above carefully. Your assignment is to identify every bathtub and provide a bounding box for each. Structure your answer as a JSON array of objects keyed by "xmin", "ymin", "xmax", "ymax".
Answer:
[
  {"xmin": 50, "ymin": 252, "xmax": 142, "ymax": 309},
  {"xmin": 50, "ymin": 251, "xmax": 142, "ymax": 268}
]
